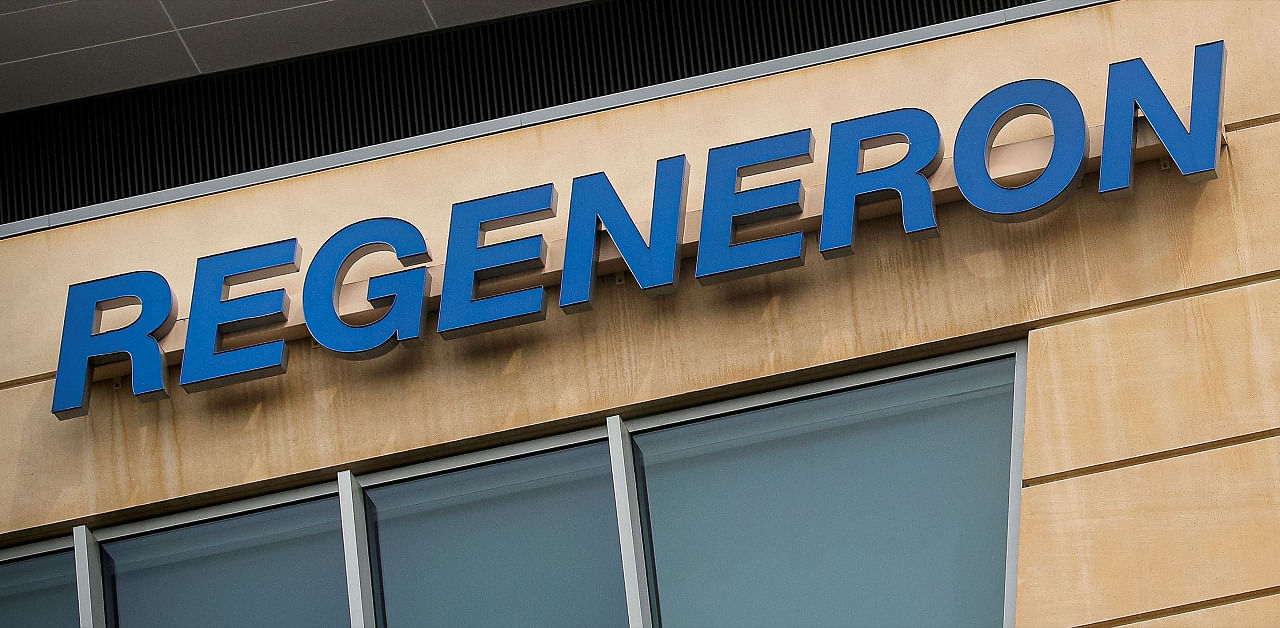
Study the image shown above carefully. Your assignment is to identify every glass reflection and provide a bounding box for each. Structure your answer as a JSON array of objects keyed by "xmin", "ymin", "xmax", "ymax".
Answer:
[
  {"xmin": 103, "ymin": 497, "xmax": 347, "ymax": 628},
  {"xmin": 0, "ymin": 550, "xmax": 78, "ymax": 628},
  {"xmin": 635, "ymin": 358, "xmax": 1016, "ymax": 628},
  {"xmin": 367, "ymin": 442, "xmax": 628, "ymax": 627}
]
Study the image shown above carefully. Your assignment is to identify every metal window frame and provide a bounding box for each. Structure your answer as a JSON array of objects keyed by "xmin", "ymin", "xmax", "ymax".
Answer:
[
  {"xmin": 355, "ymin": 425, "xmax": 609, "ymax": 489},
  {"xmin": 83, "ymin": 483, "xmax": 339, "ymax": 627},
  {"xmin": 338, "ymin": 471, "xmax": 378, "ymax": 628},
  {"xmin": 0, "ymin": 535, "xmax": 80, "ymax": 625},
  {"xmin": 348, "ymin": 425, "xmax": 614, "ymax": 626},
  {"xmin": 608, "ymin": 415, "xmax": 657, "ymax": 628},
  {"xmin": 0, "ymin": 341, "xmax": 1026, "ymax": 628},
  {"xmin": 72, "ymin": 526, "xmax": 106, "ymax": 628},
  {"xmin": 0, "ymin": 0, "xmax": 1110, "ymax": 240},
  {"xmin": 628, "ymin": 342, "xmax": 1024, "ymax": 433},
  {"xmin": 71, "ymin": 481, "xmax": 341, "ymax": 628},
  {"xmin": 0, "ymin": 535, "xmax": 73, "ymax": 563},
  {"xmin": 620, "ymin": 340, "xmax": 1029, "ymax": 628},
  {"xmin": 1007, "ymin": 341, "xmax": 1030, "ymax": 628},
  {"xmin": 344, "ymin": 341, "xmax": 1026, "ymax": 628},
  {"xmin": 89, "ymin": 481, "xmax": 339, "ymax": 544}
]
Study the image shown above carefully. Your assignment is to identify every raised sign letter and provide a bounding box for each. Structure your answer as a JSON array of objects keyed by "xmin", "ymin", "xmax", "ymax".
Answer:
[
  {"xmin": 304, "ymin": 217, "xmax": 431, "ymax": 358},
  {"xmin": 821, "ymin": 108, "xmax": 943, "ymax": 258},
  {"xmin": 696, "ymin": 129, "xmax": 813, "ymax": 284},
  {"xmin": 180, "ymin": 239, "xmax": 300, "ymax": 392},
  {"xmin": 1100, "ymin": 40, "xmax": 1226, "ymax": 196},
  {"xmin": 52, "ymin": 271, "xmax": 176, "ymax": 419},
  {"xmin": 560, "ymin": 155, "xmax": 688, "ymax": 312},
  {"xmin": 954, "ymin": 79, "xmax": 1088, "ymax": 221},
  {"xmin": 438, "ymin": 184, "xmax": 555, "ymax": 337}
]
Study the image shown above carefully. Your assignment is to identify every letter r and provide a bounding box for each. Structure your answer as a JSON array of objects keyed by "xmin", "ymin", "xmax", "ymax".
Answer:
[{"xmin": 52, "ymin": 271, "xmax": 177, "ymax": 420}]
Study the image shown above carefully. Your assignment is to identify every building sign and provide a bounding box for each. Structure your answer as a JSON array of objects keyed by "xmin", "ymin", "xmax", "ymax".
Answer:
[{"xmin": 51, "ymin": 42, "xmax": 1225, "ymax": 419}]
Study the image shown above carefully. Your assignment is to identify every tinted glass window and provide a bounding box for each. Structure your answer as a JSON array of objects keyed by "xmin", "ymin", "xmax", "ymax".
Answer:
[
  {"xmin": 0, "ymin": 549, "xmax": 78, "ymax": 627},
  {"xmin": 102, "ymin": 497, "xmax": 347, "ymax": 628},
  {"xmin": 367, "ymin": 442, "xmax": 628, "ymax": 627},
  {"xmin": 634, "ymin": 359, "xmax": 1016, "ymax": 627}
]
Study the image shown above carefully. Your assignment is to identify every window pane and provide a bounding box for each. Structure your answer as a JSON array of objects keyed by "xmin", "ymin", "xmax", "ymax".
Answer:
[
  {"xmin": 367, "ymin": 441, "xmax": 628, "ymax": 627},
  {"xmin": 102, "ymin": 497, "xmax": 347, "ymax": 628},
  {"xmin": 634, "ymin": 358, "xmax": 1016, "ymax": 628},
  {"xmin": 0, "ymin": 550, "xmax": 78, "ymax": 628}
]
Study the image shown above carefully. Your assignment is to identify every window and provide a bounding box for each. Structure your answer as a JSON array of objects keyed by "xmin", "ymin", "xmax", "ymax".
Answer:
[
  {"xmin": 100, "ymin": 498, "xmax": 347, "ymax": 628},
  {"xmin": 0, "ymin": 550, "xmax": 77, "ymax": 627},
  {"xmin": 0, "ymin": 345, "xmax": 1022, "ymax": 627},
  {"xmin": 633, "ymin": 358, "xmax": 1016, "ymax": 626},
  {"xmin": 365, "ymin": 442, "xmax": 628, "ymax": 627}
]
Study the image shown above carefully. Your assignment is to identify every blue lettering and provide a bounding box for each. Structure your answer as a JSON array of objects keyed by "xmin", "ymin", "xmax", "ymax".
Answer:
[
  {"xmin": 179, "ymin": 239, "xmax": 300, "ymax": 392},
  {"xmin": 1100, "ymin": 40, "xmax": 1225, "ymax": 196},
  {"xmin": 303, "ymin": 217, "xmax": 431, "ymax": 358},
  {"xmin": 560, "ymin": 155, "xmax": 688, "ymax": 312},
  {"xmin": 695, "ymin": 129, "xmax": 813, "ymax": 284},
  {"xmin": 954, "ymin": 79, "xmax": 1088, "ymax": 221},
  {"xmin": 52, "ymin": 271, "xmax": 176, "ymax": 420},
  {"xmin": 821, "ymin": 108, "xmax": 943, "ymax": 258},
  {"xmin": 438, "ymin": 184, "xmax": 555, "ymax": 338}
]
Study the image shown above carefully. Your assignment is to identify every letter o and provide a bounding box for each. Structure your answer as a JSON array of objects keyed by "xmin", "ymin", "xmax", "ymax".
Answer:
[{"xmin": 954, "ymin": 79, "xmax": 1088, "ymax": 221}]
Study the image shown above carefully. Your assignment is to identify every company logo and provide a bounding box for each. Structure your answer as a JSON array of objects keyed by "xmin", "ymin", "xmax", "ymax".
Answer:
[{"xmin": 51, "ymin": 42, "xmax": 1226, "ymax": 419}]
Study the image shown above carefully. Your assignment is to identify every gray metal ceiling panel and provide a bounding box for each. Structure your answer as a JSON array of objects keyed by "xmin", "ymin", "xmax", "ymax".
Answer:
[
  {"xmin": 160, "ymin": 0, "xmax": 322, "ymax": 28},
  {"xmin": 0, "ymin": 0, "xmax": 171, "ymax": 63},
  {"xmin": 0, "ymin": 0, "xmax": 591, "ymax": 114},
  {"xmin": 179, "ymin": 0, "xmax": 435, "ymax": 73},
  {"xmin": 0, "ymin": 32, "xmax": 197, "ymax": 112},
  {"xmin": 0, "ymin": 0, "xmax": 63, "ymax": 14}
]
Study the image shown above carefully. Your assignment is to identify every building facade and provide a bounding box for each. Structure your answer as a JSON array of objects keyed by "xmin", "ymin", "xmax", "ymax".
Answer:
[{"xmin": 1, "ymin": 0, "xmax": 1278, "ymax": 626}]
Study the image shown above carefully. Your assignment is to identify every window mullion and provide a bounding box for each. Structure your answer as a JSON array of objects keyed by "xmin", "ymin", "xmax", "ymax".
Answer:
[
  {"xmin": 1003, "ymin": 341, "xmax": 1030, "ymax": 628},
  {"xmin": 72, "ymin": 525, "xmax": 107, "ymax": 628},
  {"xmin": 607, "ymin": 414, "xmax": 656, "ymax": 628},
  {"xmin": 339, "ymin": 470, "xmax": 378, "ymax": 628}
]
